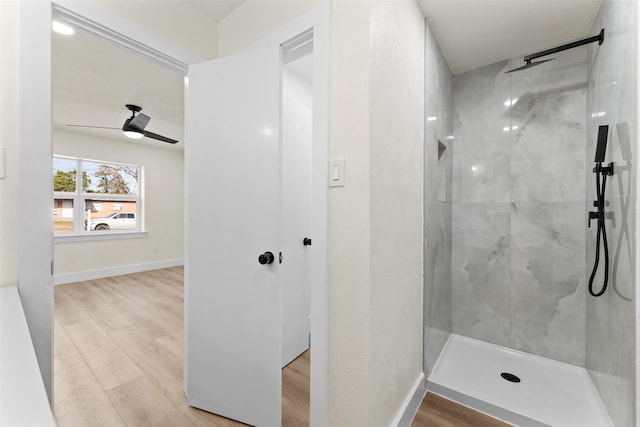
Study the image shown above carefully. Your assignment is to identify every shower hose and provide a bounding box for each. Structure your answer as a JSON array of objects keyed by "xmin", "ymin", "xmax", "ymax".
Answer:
[{"xmin": 588, "ymin": 168, "xmax": 609, "ymax": 297}]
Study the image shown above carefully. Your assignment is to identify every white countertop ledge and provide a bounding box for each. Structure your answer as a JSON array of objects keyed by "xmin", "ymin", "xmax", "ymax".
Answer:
[{"xmin": 0, "ymin": 286, "xmax": 55, "ymax": 426}]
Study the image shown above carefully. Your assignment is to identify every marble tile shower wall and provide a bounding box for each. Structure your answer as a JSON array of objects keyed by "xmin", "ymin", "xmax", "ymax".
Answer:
[
  {"xmin": 423, "ymin": 21, "xmax": 453, "ymax": 376},
  {"xmin": 451, "ymin": 48, "xmax": 588, "ymax": 365},
  {"xmin": 585, "ymin": 1, "xmax": 637, "ymax": 426}
]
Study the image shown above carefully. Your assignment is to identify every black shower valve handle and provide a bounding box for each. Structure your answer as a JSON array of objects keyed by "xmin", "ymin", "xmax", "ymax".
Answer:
[{"xmin": 588, "ymin": 211, "xmax": 600, "ymax": 228}]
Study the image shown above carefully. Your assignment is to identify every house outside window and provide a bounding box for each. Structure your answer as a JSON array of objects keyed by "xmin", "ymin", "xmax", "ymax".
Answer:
[{"xmin": 53, "ymin": 156, "xmax": 142, "ymax": 235}]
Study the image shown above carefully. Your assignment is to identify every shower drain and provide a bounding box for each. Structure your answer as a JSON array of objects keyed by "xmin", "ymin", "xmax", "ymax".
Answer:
[{"xmin": 500, "ymin": 372, "xmax": 521, "ymax": 383}]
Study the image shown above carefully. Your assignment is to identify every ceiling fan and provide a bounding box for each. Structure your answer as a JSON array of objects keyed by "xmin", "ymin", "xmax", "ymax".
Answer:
[{"xmin": 67, "ymin": 104, "xmax": 179, "ymax": 144}]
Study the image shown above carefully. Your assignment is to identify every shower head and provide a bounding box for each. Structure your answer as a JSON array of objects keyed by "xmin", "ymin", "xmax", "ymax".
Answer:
[
  {"xmin": 506, "ymin": 29, "xmax": 604, "ymax": 74},
  {"xmin": 505, "ymin": 58, "xmax": 555, "ymax": 73}
]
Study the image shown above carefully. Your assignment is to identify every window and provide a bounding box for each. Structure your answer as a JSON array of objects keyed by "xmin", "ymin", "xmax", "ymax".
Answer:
[{"xmin": 53, "ymin": 156, "xmax": 142, "ymax": 235}]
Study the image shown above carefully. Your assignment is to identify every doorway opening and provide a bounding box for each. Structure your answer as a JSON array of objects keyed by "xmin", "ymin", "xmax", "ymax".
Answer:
[
  {"xmin": 51, "ymin": 12, "xmax": 188, "ymax": 427},
  {"xmin": 28, "ymin": 3, "xmax": 329, "ymax": 426},
  {"xmin": 281, "ymin": 30, "xmax": 314, "ymax": 425}
]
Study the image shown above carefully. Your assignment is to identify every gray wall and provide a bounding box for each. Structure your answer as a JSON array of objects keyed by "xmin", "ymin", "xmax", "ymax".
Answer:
[
  {"xmin": 423, "ymin": 19, "xmax": 453, "ymax": 376},
  {"xmin": 450, "ymin": 47, "xmax": 588, "ymax": 366},
  {"xmin": 585, "ymin": 2, "xmax": 637, "ymax": 426}
]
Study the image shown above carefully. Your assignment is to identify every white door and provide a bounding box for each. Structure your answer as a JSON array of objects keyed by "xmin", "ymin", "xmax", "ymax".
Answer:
[{"xmin": 185, "ymin": 44, "xmax": 282, "ymax": 426}]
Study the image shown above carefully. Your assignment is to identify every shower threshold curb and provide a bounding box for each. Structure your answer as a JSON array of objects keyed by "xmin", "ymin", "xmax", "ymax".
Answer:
[{"xmin": 426, "ymin": 380, "xmax": 550, "ymax": 427}]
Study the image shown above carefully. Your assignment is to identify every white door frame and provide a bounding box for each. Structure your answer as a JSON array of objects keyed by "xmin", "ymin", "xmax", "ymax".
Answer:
[
  {"xmin": 18, "ymin": 0, "xmax": 55, "ymax": 403},
  {"xmin": 246, "ymin": 10, "xmax": 330, "ymax": 425},
  {"xmin": 24, "ymin": 1, "xmax": 329, "ymax": 424}
]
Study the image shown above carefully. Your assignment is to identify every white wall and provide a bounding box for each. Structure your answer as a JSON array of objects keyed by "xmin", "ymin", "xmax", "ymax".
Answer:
[
  {"xmin": 54, "ymin": 130, "xmax": 184, "ymax": 282},
  {"xmin": 0, "ymin": 1, "xmax": 19, "ymax": 287},
  {"xmin": 327, "ymin": 2, "xmax": 372, "ymax": 424},
  {"xmin": 368, "ymin": 1, "xmax": 425, "ymax": 424},
  {"xmin": 217, "ymin": 0, "xmax": 321, "ymax": 57}
]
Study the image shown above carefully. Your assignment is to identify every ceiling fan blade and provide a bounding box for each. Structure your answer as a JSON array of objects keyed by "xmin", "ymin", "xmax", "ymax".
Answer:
[
  {"xmin": 67, "ymin": 124, "xmax": 120, "ymax": 130},
  {"xmin": 143, "ymin": 130, "xmax": 178, "ymax": 144},
  {"xmin": 129, "ymin": 112, "xmax": 151, "ymax": 131}
]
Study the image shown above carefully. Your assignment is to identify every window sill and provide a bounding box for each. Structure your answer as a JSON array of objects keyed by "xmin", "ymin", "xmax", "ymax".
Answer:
[{"xmin": 54, "ymin": 231, "xmax": 147, "ymax": 243}]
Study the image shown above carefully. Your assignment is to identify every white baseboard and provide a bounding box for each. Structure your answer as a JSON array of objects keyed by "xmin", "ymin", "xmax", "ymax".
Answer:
[
  {"xmin": 54, "ymin": 258, "xmax": 184, "ymax": 285},
  {"xmin": 390, "ymin": 372, "xmax": 427, "ymax": 427}
]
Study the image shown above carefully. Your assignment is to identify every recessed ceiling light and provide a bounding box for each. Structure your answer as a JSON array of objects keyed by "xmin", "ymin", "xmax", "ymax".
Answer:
[{"xmin": 52, "ymin": 20, "xmax": 74, "ymax": 36}]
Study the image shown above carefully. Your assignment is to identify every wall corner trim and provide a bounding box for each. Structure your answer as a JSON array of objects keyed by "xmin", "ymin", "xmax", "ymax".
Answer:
[
  {"xmin": 390, "ymin": 372, "xmax": 427, "ymax": 427},
  {"xmin": 54, "ymin": 258, "xmax": 184, "ymax": 285}
]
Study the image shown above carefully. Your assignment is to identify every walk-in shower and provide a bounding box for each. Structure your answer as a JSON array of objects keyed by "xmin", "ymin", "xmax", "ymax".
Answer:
[{"xmin": 423, "ymin": 1, "xmax": 637, "ymax": 425}]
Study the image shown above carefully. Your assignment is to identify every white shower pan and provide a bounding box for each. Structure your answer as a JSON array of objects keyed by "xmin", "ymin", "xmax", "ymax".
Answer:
[{"xmin": 427, "ymin": 334, "xmax": 613, "ymax": 427}]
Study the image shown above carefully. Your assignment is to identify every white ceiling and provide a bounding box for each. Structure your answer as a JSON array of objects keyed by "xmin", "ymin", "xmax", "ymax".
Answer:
[
  {"xmin": 418, "ymin": 0, "xmax": 603, "ymax": 74},
  {"xmin": 93, "ymin": 0, "xmax": 244, "ymax": 59},
  {"xmin": 54, "ymin": 0, "xmax": 604, "ymax": 151},
  {"xmin": 183, "ymin": 0, "xmax": 245, "ymax": 22},
  {"xmin": 53, "ymin": 1, "xmax": 245, "ymax": 151},
  {"xmin": 53, "ymin": 27, "xmax": 186, "ymax": 150}
]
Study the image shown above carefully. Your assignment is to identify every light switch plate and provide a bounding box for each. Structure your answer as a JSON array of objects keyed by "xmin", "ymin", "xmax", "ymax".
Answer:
[{"xmin": 329, "ymin": 158, "xmax": 345, "ymax": 187}]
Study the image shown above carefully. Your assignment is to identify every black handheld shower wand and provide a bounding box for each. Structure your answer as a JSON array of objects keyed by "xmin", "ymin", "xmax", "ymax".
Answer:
[{"xmin": 588, "ymin": 125, "xmax": 613, "ymax": 297}]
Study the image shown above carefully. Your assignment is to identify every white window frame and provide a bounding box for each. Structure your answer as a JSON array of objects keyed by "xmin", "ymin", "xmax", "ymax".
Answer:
[{"xmin": 53, "ymin": 155, "xmax": 145, "ymax": 242}]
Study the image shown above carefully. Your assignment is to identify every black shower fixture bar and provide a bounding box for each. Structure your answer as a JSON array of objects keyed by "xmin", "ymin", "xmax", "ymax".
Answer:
[
  {"xmin": 525, "ymin": 29, "xmax": 604, "ymax": 62},
  {"xmin": 506, "ymin": 29, "xmax": 604, "ymax": 73}
]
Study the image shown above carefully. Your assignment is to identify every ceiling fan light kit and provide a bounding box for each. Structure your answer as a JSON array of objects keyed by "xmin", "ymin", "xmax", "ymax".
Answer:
[
  {"xmin": 67, "ymin": 104, "xmax": 179, "ymax": 144},
  {"xmin": 122, "ymin": 130, "xmax": 144, "ymax": 139}
]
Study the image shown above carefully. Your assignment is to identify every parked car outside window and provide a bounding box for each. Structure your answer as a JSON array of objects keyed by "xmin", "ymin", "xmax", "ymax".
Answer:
[{"xmin": 86, "ymin": 212, "xmax": 136, "ymax": 231}]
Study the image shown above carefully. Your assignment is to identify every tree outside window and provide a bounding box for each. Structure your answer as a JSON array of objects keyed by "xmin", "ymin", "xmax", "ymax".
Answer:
[{"xmin": 53, "ymin": 156, "xmax": 142, "ymax": 234}]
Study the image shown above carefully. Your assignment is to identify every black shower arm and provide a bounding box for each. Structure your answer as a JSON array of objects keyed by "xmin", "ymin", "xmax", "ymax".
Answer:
[{"xmin": 524, "ymin": 29, "xmax": 604, "ymax": 62}]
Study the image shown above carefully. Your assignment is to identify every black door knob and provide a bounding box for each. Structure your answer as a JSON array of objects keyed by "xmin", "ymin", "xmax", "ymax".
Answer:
[
  {"xmin": 258, "ymin": 251, "xmax": 275, "ymax": 265},
  {"xmin": 303, "ymin": 238, "xmax": 312, "ymax": 246}
]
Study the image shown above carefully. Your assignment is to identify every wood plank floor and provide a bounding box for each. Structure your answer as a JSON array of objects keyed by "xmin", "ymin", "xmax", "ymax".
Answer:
[
  {"xmin": 55, "ymin": 267, "xmax": 508, "ymax": 427},
  {"xmin": 54, "ymin": 267, "xmax": 309, "ymax": 427},
  {"xmin": 411, "ymin": 393, "xmax": 512, "ymax": 427}
]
